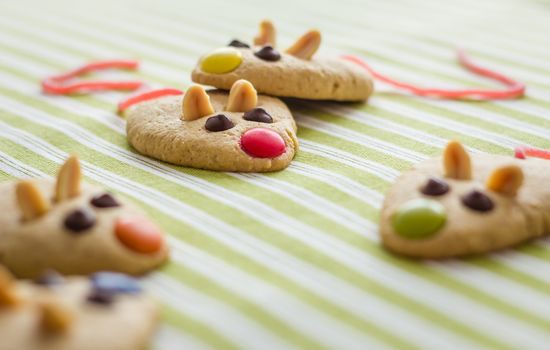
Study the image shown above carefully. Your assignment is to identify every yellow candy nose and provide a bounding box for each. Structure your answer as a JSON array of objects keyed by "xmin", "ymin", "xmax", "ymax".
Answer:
[{"xmin": 200, "ymin": 48, "xmax": 242, "ymax": 74}]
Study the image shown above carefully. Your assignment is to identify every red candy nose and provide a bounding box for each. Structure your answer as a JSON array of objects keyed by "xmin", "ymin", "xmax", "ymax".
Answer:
[
  {"xmin": 115, "ymin": 217, "xmax": 164, "ymax": 254},
  {"xmin": 240, "ymin": 128, "xmax": 286, "ymax": 158}
]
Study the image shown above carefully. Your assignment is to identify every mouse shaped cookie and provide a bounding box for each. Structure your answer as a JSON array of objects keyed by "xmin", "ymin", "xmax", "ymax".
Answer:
[
  {"xmin": 380, "ymin": 141, "xmax": 550, "ymax": 258},
  {"xmin": 126, "ymin": 79, "xmax": 298, "ymax": 172},
  {"xmin": 0, "ymin": 156, "xmax": 169, "ymax": 278},
  {"xmin": 0, "ymin": 267, "xmax": 158, "ymax": 350},
  {"xmin": 191, "ymin": 20, "xmax": 374, "ymax": 101}
]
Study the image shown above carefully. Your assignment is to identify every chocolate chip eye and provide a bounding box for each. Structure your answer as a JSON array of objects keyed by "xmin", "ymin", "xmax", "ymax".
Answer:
[
  {"xmin": 205, "ymin": 114, "xmax": 234, "ymax": 132},
  {"xmin": 64, "ymin": 208, "xmax": 96, "ymax": 233},
  {"xmin": 228, "ymin": 39, "xmax": 250, "ymax": 48},
  {"xmin": 87, "ymin": 289, "xmax": 115, "ymax": 306},
  {"xmin": 421, "ymin": 177, "xmax": 450, "ymax": 196},
  {"xmin": 461, "ymin": 190, "xmax": 494, "ymax": 212},
  {"xmin": 91, "ymin": 193, "xmax": 120, "ymax": 208},
  {"xmin": 243, "ymin": 108, "xmax": 273, "ymax": 123},
  {"xmin": 35, "ymin": 269, "xmax": 64, "ymax": 287},
  {"xmin": 254, "ymin": 45, "xmax": 281, "ymax": 61}
]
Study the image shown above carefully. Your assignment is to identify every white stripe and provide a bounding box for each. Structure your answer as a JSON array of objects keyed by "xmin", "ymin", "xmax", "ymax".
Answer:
[
  {"xmin": 491, "ymin": 252, "xmax": 550, "ymax": 286},
  {"xmin": 234, "ymin": 172, "xmax": 375, "ymax": 234},
  {"xmin": 370, "ymin": 97, "xmax": 520, "ymax": 149},
  {"xmin": 430, "ymin": 260, "xmax": 550, "ymax": 320},
  {"xmin": 296, "ymin": 113, "xmax": 427, "ymax": 162},
  {"xmin": 304, "ymin": 103, "xmax": 451, "ymax": 149},
  {"xmin": 300, "ymin": 140, "xmax": 399, "ymax": 181},
  {"xmin": 167, "ymin": 237, "xmax": 391, "ymax": 350},
  {"xmin": 288, "ymin": 162, "xmax": 384, "ymax": 208},
  {"xmin": 154, "ymin": 325, "xmax": 212, "ymax": 350},
  {"xmin": 0, "ymin": 18, "xmax": 183, "ymax": 87},
  {"xmin": 145, "ymin": 275, "xmax": 294, "ymax": 350}
]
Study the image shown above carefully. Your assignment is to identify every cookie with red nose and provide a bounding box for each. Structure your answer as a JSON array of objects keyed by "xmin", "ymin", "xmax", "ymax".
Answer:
[
  {"xmin": 125, "ymin": 79, "xmax": 298, "ymax": 172},
  {"xmin": 0, "ymin": 156, "xmax": 169, "ymax": 278}
]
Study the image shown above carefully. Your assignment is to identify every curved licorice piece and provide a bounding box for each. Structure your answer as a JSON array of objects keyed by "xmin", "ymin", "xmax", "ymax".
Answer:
[
  {"xmin": 514, "ymin": 146, "xmax": 550, "ymax": 160},
  {"xmin": 41, "ymin": 60, "xmax": 143, "ymax": 95},
  {"xmin": 341, "ymin": 50, "xmax": 525, "ymax": 100}
]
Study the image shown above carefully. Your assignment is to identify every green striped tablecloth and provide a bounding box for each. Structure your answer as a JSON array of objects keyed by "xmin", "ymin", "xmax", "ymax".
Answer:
[{"xmin": 1, "ymin": 0, "xmax": 550, "ymax": 348}]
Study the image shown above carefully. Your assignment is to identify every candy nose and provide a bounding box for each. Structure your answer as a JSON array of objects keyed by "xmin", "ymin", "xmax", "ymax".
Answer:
[
  {"xmin": 391, "ymin": 199, "xmax": 446, "ymax": 239},
  {"xmin": 240, "ymin": 128, "xmax": 286, "ymax": 158},
  {"xmin": 115, "ymin": 217, "xmax": 164, "ymax": 254},
  {"xmin": 200, "ymin": 47, "xmax": 243, "ymax": 74}
]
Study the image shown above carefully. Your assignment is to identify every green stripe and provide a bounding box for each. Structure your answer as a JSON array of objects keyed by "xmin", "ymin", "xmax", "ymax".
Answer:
[
  {"xmin": 380, "ymin": 96, "xmax": 550, "ymax": 148},
  {"xmin": 163, "ymin": 264, "xmax": 328, "ymax": 350},
  {"xmin": 0, "ymin": 169, "xmax": 15, "ymax": 181},
  {"xmin": 467, "ymin": 258, "xmax": 550, "ymax": 296},
  {"xmin": 160, "ymin": 303, "xmax": 240, "ymax": 350}
]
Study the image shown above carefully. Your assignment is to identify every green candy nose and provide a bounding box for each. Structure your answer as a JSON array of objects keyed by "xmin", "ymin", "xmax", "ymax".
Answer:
[{"xmin": 392, "ymin": 199, "xmax": 446, "ymax": 239}]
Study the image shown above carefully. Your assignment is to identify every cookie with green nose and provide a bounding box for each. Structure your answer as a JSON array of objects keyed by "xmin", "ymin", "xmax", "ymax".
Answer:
[
  {"xmin": 380, "ymin": 140, "xmax": 550, "ymax": 258},
  {"xmin": 192, "ymin": 20, "xmax": 374, "ymax": 101}
]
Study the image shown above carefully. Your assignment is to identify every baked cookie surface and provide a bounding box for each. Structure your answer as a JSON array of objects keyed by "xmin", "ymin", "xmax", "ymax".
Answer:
[
  {"xmin": 126, "ymin": 80, "xmax": 298, "ymax": 172},
  {"xmin": 191, "ymin": 21, "xmax": 373, "ymax": 101},
  {"xmin": 380, "ymin": 141, "xmax": 550, "ymax": 258},
  {"xmin": 0, "ymin": 157, "xmax": 169, "ymax": 278},
  {"xmin": 0, "ymin": 267, "xmax": 157, "ymax": 350}
]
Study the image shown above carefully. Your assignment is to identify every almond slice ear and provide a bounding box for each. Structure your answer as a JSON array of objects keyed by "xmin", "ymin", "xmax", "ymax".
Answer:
[
  {"xmin": 253, "ymin": 20, "xmax": 276, "ymax": 46},
  {"xmin": 16, "ymin": 181, "xmax": 50, "ymax": 221},
  {"xmin": 226, "ymin": 80, "xmax": 258, "ymax": 112},
  {"xmin": 55, "ymin": 155, "xmax": 81, "ymax": 202},
  {"xmin": 181, "ymin": 85, "xmax": 215, "ymax": 121},
  {"xmin": 285, "ymin": 30, "xmax": 321, "ymax": 60},
  {"xmin": 443, "ymin": 140, "xmax": 472, "ymax": 180},
  {"xmin": 39, "ymin": 300, "xmax": 74, "ymax": 334},
  {"xmin": 0, "ymin": 266, "xmax": 20, "ymax": 307},
  {"xmin": 486, "ymin": 165, "xmax": 523, "ymax": 196}
]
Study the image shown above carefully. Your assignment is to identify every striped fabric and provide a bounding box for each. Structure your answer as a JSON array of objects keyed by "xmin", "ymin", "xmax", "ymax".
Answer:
[{"xmin": 1, "ymin": 0, "xmax": 550, "ymax": 348}]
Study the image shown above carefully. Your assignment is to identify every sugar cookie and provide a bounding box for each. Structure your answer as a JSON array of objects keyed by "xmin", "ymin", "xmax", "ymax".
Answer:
[
  {"xmin": 192, "ymin": 20, "xmax": 374, "ymax": 101},
  {"xmin": 126, "ymin": 80, "xmax": 298, "ymax": 172},
  {"xmin": 0, "ymin": 156, "xmax": 169, "ymax": 278},
  {"xmin": 380, "ymin": 141, "xmax": 550, "ymax": 258},
  {"xmin": 0, "ymin": 267, "xmax": 158, "ymax": 350}
]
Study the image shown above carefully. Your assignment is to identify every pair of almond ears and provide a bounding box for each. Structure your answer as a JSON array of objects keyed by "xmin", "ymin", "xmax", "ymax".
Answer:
[
  {"xmin": 182, "ymin": 79, "xmax": 258, "ymax": 121},
  {"xmin": 0, "ymin": 266, "xmax": 73, "ymax": 333},
  {"xmin": 444, "ymin": 141, "xmax": 523, "ymax": 196},
  {"xmin": 254, "ymin": 20, "xmax": 321, "ymax": 60},
  {"xmin": 16, "ymin": 156, "xmax": 82, "ymax": 222}
]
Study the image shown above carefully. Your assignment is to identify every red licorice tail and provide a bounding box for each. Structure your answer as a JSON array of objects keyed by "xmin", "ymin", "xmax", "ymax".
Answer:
[
  {"xmin": 118, "ymin": 88, "xmax": 184, "ymax": 114},
  {"xmin": 341, "ymin": 50, "xmax": 525, "ymax": 100},
  {"xmin": 41, "ymin": 60, "xmax": 144, "ymax": 95},
  {"xmin": 514, "ymin": 146, "xmax": 550, "ymax": 160}
]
